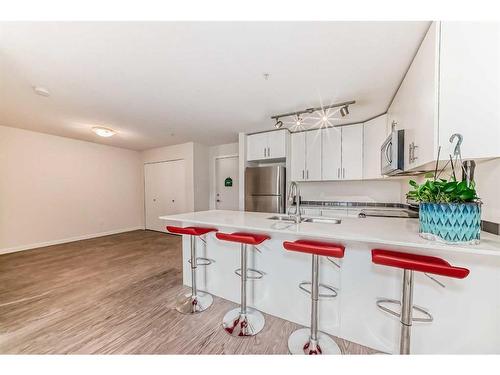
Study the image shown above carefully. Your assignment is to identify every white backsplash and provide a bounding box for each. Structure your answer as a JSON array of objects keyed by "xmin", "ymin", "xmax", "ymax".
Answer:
[{"xmin": 298, "ymin": 179, "xmax": 405, "ymax": 203}]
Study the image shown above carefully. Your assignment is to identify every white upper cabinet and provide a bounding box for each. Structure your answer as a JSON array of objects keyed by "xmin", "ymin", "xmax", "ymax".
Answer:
[
  {"xmin": 291, "ymin": 130, "xmax": 322, "ymax": 181},
  {"xmin": 246, "ymin": 132, "xmax": 268, "ymax": 161},
  {"xmin": 321, "ymin": 124, "xmax": 363, "ymax": 181},
  {"xmin": 321, "ymin": 127, "xmax": 342, "ymax": 180},
  {"xmin": 387, "ymin": 22, "xmax": 439, "ymax": 171},
  {"xmin": 291, "ymin": 132, "xmax": 306, "ymax": 181},
  {"xmin": 247, "ymin": 130, "xmax": 287, "ymax": 161},
  {"xmin": 363, "ymin": 114, "xmax": 388, "ymax": 179},
  {"xmin": 388, "ymin": 21, "xmax": 500, "ymax": 171},
  {"xmin": 438, "ymin": 22, "xmax": 500, "ymax": 159},
  {"xmin": 342, "ymin": 124, "xmax": 364, "ymax": 180},
  {"xmin": 305, "ymin": 130, "xmax": 322, "ymax": 180}
]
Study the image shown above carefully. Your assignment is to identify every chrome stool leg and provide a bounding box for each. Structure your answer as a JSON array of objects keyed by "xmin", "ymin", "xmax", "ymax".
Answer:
[
  {"xmin": 222, "ymin": 243, "xmax": 265, "ymax": 336},
  {"xmin": 175, "ymin": 235, "xmax": 213, "ymax": 314},
  {"xmin": 288, "ymin": 254, "xmax": 341, "ymax": 355},
  {"xmin": 375, "ymin": 269, "xmax": 434, "ymax": 354},
  {"xmin": 400, "ymin": 269, "xmax": 414, "ymax": 354}
]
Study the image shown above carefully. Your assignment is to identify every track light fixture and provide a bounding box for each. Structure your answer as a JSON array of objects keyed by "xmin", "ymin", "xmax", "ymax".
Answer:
[{"xmin": 270, "ymin": 100, "xmax": 355, "ymax": 132}]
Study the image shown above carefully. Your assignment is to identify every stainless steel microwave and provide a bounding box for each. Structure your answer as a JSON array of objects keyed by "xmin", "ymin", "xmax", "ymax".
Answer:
[{"xmin": 381, "ymin": 129, "xmax": 404, "ymax": 175}]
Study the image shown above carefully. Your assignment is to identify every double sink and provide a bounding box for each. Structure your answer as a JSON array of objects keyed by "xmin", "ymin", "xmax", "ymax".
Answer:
[{"xmin": 267, "ymin": 215, "xmax": 341, "ymax": 224}]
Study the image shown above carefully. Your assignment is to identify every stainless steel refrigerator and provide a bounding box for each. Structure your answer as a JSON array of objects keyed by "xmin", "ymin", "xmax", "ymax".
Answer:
[{"xmin": 245, "ymin": 166, "xmax": 286, "ymax": 213}]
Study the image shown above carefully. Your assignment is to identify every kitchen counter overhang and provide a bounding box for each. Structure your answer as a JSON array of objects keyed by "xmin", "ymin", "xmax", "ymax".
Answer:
[{"xmin": 160, "ymin": 210, "xmax": 500, "ymax": 257}]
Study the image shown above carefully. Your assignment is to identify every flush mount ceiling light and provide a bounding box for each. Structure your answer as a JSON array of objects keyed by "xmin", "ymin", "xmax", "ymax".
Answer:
[
  {"xmin": 33, "ymin": 86, "xmax": 50, "ymax": 97},
  {"xmin": 92, "ymin": 126, "xmax": 116, "ymax": 137},
  {"xmin": 270, "ymin": 100, "xmax": 355, "ymax": 132}
]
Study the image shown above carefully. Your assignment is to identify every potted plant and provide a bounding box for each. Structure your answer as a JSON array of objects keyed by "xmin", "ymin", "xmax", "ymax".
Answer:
[{"xmin": 407, "ymin": 173, "xmax": 481, "ymax": 244}]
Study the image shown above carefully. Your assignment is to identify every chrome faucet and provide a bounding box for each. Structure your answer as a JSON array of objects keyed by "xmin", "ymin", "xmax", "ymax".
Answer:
[{"xmin": 287, "ymin": 181, "xmax": 302, "ymax": 223}]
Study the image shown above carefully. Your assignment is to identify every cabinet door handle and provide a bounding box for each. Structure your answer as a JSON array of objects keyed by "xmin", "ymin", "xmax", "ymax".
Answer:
[
  {"xmin": 306, "ymin": 170, "xmax": 309, "ymax": 179},
  {"xmin": 342, "ymin": 168, "xmax": 346, "ymax": 179},
  {"xmin": 337, "ymin": 168, "xmax": 340, "ymax": 179},
  {"xmin": 267, "ymin": 147, "xmax": 270, "ymax": 157},
  {"xmin": 302, "ymin": 170, "xmax": 305, "ymax": 179}
]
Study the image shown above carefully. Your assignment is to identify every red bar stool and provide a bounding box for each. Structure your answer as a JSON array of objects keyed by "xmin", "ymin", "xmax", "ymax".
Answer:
[
  {"xmin": 215, "ymin": 231, "xmax": 270, "ymax": 337},
  {"xmin": 371, "ymin": 249, "xmax": 470, "ymax": 354},
  {"xmin": 166, "ymin": 226, "xmax": 218, "ymax": 314},
  {"xmin": 283, "ymin": 239, "xmax": 345, "ymax": 355}
]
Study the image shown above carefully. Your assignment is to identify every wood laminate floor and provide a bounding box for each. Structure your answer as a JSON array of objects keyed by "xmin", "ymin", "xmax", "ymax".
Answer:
[{"xmin": 0, "ymin": 230, "xmax": 380, "ymax": 354}]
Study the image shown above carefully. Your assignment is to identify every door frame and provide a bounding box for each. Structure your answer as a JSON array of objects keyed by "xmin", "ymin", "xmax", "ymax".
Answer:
[
  {"xmin": 212, "ymin": 154, "xmax": 239, "ymax": 210},
  {"xmin": 143, "ymin": 158, "xmax": 185, "ymax": 231}
]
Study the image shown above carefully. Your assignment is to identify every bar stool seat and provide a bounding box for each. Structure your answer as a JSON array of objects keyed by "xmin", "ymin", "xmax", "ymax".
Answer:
[
  {"xmin": 166, "ymin": 226, "xmax": 218, "ymax": 237},
  {"xmin": 371, "ymin": 249, "xmax": 470, "ymax": 354},
  {"xmin": 166, "ymin": 225, "xmax": 217, "ymax": 314},
  {"xmin": 215, "ymin": 232, "xmax": 269, "ymax": 245},
  {"xmin": 216, "ymin": 231, "xmax": 270, "ymax": 337},
  {"xmin": 283, "ymin": 239, "xmax": 345, "ymax": 355},
  {"xmin": 372, "ymin": 250, "xmax": 470, "ymax": 278}
]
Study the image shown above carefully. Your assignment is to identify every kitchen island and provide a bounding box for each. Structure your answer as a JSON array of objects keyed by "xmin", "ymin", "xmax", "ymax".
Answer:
[{"xmin": 160, "ymin": 210, "xmax": 500, "ymax": 354}]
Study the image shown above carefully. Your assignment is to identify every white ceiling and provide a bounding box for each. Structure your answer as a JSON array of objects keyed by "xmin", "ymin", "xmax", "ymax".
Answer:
[{"xmin": 0, "ymin": 22, "xmax": 430, "ymax": 150}]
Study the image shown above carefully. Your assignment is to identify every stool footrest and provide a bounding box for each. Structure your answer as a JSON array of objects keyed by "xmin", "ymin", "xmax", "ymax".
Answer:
[
  {"xmin": 376, "ymin": 298, "xmax": 433, "ymax": 322},
  {"xmin": 299, "ymin": 282, "xmax": 338, "ymax": 298},
  {"xmin": 188, "ymin": 257, "xmax": 215, "ymax": 266},
  {"xmin": 234, "ymin": 268, "xmax": 265, "ymax": 280}
]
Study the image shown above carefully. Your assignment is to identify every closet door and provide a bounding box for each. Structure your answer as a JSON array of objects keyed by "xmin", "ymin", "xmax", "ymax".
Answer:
[{"xmin": 144, "ymin": 159, "xmax": 187, "ymax": 232}]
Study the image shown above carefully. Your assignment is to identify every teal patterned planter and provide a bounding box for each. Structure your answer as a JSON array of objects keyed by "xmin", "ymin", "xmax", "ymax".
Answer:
[{"xmin": 419, "ymin": 202, "xmax": 481, "ymax": 245}]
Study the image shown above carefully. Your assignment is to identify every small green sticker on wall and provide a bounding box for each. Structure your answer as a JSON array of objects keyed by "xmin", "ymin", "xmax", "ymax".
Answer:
[{"xmin": 224, "ymin": 177, "xmax": 233, "ymax": 187}]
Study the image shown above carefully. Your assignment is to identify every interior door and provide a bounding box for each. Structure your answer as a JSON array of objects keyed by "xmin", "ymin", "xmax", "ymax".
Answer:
[
  {"xmin": 290, "ymin": 132, "xmax": 306, "ymax": 181},
  {"xmin": 321, "ymin": 127, "xmax": 342, "ymax": 180},
  {"xmin": 342, "ymin": 124, "xmax": 364, "ymax": 180},
  {"xmin": 215, "ymin": 156, "xmax": 239, "ymax": 210},
  {"xmin": 305, "ymin": 130, "xmax": 322, "ymax": 180},
  {"xmin": 144, "ymin": 159, "xmax": 187, "ymax": 232}
]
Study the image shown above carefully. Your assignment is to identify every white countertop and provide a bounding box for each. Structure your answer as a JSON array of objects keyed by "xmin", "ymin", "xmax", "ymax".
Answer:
[{"xmin": 160, "ymin": 210, "xmax": 500, "ymax": 257}]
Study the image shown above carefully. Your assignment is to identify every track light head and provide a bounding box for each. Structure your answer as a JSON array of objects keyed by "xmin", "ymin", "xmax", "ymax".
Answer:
[
  {"xmin": 295, "ymin": 115, "xmax": 302, "ymax": 126},
  {"xmin": 274, "ymin": 119, "xmax": 283, "ymax": 129},
  {"xmin": 340, "ymin": 105, "xmax": 350, "ymax": 117}
]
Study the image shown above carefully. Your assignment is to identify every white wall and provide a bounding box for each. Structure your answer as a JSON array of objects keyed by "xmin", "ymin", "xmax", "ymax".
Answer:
[
  {"xmin": 0, "ymin": 126, "xmax": 144, "ymax": 253},
  {"xmin": 193, "ymin": 143, "xmax": 210, "ymax": 211},
  {"xmin": 208, "ymin": 142, "xmax": 239, "ymax": 210}
]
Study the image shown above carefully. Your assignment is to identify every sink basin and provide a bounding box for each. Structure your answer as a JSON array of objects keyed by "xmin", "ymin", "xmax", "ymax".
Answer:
[
  {"xmin": 302, "ymin": 217, "xmax": 341, "ymax": 224},
  {"xmin": 267, "ymin": 215, "xmax": 300, "ymax": 223},
  {"xmin": 267, "ymin": 215, "xmax": 341, "ymax": 224}
]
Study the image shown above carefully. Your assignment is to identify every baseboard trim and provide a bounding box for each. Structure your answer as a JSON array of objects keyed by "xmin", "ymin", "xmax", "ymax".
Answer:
[{"xmin": 0, "ymin": 226, "xmax": 145, "ymax": 255}]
